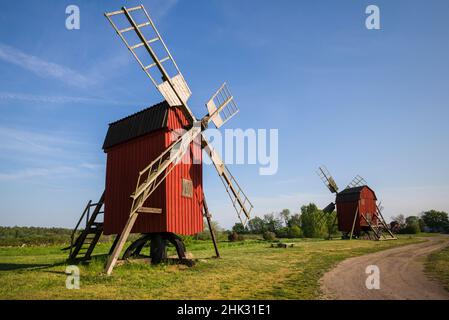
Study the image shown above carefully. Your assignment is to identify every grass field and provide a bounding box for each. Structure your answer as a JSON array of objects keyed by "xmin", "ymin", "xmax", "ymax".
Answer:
[
  {"xmin": 0, "ymin": 234, "xmax": 432, "ymax": 300},
  {"xmin": 425, "ymin": 244, "xmax": 449, "ymax": 292}
]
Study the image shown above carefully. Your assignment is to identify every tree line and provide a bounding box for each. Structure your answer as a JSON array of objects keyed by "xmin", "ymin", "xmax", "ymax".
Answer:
[
  {"xmin": 230, "ymin": 206, "xmax": 449, "ymax": 239},
  {"xmin": 1, "ymin": 208, "xmax": 448, "ymax": 246},
  {"xmin": 391, "ymin": 210, "xmax": 449, "ymax": 234},
  {"xmin": 231, "ymin": 203, "xmax": 338, "ymax": 239}
]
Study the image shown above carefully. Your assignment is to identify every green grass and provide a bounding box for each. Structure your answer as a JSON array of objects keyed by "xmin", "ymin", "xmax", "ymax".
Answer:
[
  {"xmin": 425, "ymin": 243, "xmax": 449, "ymax": 292},
  {"xmin": 0, "ymin": 234, "xmax": 429, "ymax": 300}
]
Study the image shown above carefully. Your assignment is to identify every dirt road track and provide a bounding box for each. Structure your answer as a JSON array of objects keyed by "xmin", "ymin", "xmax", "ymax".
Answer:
[{"xmin": 320, "ymin": 236, "xmax": 449, "ymax": 300}]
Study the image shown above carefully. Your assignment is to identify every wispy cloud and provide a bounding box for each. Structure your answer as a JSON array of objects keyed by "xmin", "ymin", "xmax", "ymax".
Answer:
[
  {"xmin": 0, "ymin": 166, "xmax": 77, "ymax": 181},
  {"xmin": 0, "ymin": 92, "xmax": 139, "ymax": 106},
  {"xmin": 150, "ymin": 0, "xmax": 179, "ymax": 18},
  {"xmin": 0, "ymin": 42, "xmax": 95, "ymax": 88},
  {"xmin": 0, "ymin": 127, "xmax": 83, "ymax": 155},
  {"xmin": 0, "ymin": 127, "xmax": 102, "ymax": 182},
  {"xmin": 80, "ymin": 162, "xmax": 104, "ymax": 170}
]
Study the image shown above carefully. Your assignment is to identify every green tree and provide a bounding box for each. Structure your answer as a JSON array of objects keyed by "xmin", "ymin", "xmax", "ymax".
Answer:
[
  {"xmin": 232, "ymin": 222, "xmax": 247, "ymax": 234},
  {"xmin": 418, "ymin": 217, "xmax": 426, "ymax": 232},
  {"xmin": 247, "ymin": 216, "xmax": 265, "ymax": 234},
  {"xmin": 263, "ymin": 213, "xmax": 283, "ymax": 233},
  {"xmin": 288, "ymin": 225, "xmax": 302, "ymax": 238},
  {"xmin": 391, "ymin": 214, "xmax": 406, "ymax": 230},
  {"xmin": 275, "ymin": 227, "xmax": 289, "ymax": 238},
  {"xmin": 324, "ymin": 211, "xmax": 338, "ymax": 236},
  {"xmin": 300, "ymin": 203, "xmax": 326, "ymax": 238},
  {"xmin": 422, "ymin": 210, "xmax": 449, "ymax": 232},
  {"xmin": 279, "ymin": 209, "xmax": 291, "ymax": 226},
  {"xmin": 287, "ymin": 213, "xmax": 301, "ymax": 228},
  {"xmin": 402, "ymin": 216, "xmax": 421, "ymax": 234}
]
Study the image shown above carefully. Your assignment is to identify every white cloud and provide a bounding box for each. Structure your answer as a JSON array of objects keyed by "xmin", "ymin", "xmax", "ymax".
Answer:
[
  {"xmin": 0, "ymin": 127, "xmax": 102, "ymax": 184},
  {"xmin": 0, "ymin": 92, "xmax": 101, "ymax": 104},
  {"xmin": 149, "ymin": 0, "xmax": 179, "ymax": 18},
  {"xmin": 80, "ymin": 162, "xmax": 104, "ymax": 170},
  {"xmin": 0, "ymin": 166, "xmax": 77, "ymax": 181},
  {"xmin": 0, "ymin": 42, "xmax": 95, "ymax": 88},
  {"xmin": 0, "ymin": 127, "xmax": 82, "ymax": 155},
  {"xmin": 0, "ymin": 91, "xmax": 139, "ymax": 106}
]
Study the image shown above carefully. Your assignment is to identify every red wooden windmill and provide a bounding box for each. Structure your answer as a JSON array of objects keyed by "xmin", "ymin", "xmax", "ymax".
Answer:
[
  {"xmin": 316, "ymin": 166, "xmax": 396, "ymax": 241},
  {"xmin": 65, "ymin": 4, "xmax": 253, "ymax": 275}
]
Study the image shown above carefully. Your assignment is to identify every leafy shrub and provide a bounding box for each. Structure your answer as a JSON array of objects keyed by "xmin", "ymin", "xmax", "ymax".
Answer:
[
  {"xmin": 300, "ymin": 203, "xmax": 327, "ymax": 238},
  {"xmin": 275, "ymin": 227, "xmax": 289, "ymax": 238},
  {"xmin": 263, "ymin": 231, "xmax": 276, "ymax": 241},
  {"xmin": 288, "ymin": 225, "xmax": 302, "ymax": 238},
  {"xmin": 228, "ymin": 232, "xmax": 244, "ymax": 242},
  {"xmin": 400, "ymin": 216, "xmax": 421, "ymax": 234}
]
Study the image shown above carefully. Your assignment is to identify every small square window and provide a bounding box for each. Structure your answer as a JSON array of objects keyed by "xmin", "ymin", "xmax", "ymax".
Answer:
[{"xmin": 182, "ymin": 179, "xmax": 193, "ymax": 198}]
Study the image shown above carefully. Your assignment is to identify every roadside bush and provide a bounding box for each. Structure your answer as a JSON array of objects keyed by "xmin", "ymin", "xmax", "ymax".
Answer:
[
  {"xmin": 240, "ymin": 234, "xmax": 262, "ymax": 240},
  {"xmin": 196, "ymin": 230, "xmax": 228, "ymax": 241},
  {"xmin": 275, "ymin": 227, "xmax": 289, "ymax": 238},
  {"xmin": 195, "ymin": 231, "xmax": 211, "ymax": 240},
  {"xmin": 228, "ymin": 232, "xmax": 244, "ymax": 242},
  {"xmin": 263, "ymin": 231, "xmax": 276, "ymax": 241},
  {"xmin": 400, "ymin": 216, "xmax": 421, "ymax": 234}
]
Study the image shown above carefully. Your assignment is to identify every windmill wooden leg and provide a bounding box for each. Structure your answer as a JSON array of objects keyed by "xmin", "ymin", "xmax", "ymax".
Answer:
[
  {"xmin": 122, "ymin": 233, "xmax": 151, "ymax": 260},
  {"xmin": 150, "ymin": 233, "xmax": 168, "ymax": 264},
  {"xmin": 203, "ymin": 196, "xmax": 220, "ymax": 258},
  {"xmin": 105, "ymin": 213, "xmax": 139, "ymax": 275},
  {"xmin": 108, "ymin": 233, "xmax": 121, "ymax": 255},
  {"xmin": 164, "ymin": 233, "xmax": 187, "ymax": 260},
  {"xmin": 349, "ymin": 207, "xmax": 359, "ymax": 240}
]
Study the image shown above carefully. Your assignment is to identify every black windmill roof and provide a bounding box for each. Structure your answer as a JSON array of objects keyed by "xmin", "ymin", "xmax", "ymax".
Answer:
[
  {"xmin": 336, "ymin": 185, "xmax": 377, "ymax": 202},
  {"xmin": 102, "ymin": 101, "xmax": 169, "ymax": 150}
]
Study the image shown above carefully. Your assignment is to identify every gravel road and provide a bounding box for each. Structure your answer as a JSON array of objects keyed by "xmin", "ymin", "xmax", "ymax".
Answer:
[{"xmin": 320, "ymin": 236, "xmax": 449, "ymax": 300}]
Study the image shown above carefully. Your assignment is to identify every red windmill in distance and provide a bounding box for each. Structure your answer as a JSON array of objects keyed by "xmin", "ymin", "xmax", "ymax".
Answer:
[{"xmin": 317, "ymin": 166, "xmax": 396, "ymax": 241}]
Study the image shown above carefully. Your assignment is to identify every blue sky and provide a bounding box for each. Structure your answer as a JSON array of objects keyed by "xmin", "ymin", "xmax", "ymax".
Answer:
[{"xmin": 0, "ymin": 0, "xmax": 448, "ymax": 229}]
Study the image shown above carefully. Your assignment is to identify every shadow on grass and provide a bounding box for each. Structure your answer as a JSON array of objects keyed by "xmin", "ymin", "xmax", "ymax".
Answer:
[
  {"xmin": 0, "ymin": 262, "xmax": 64, "ymax": 271},
  {"xmin": 0, "ymin": 254, "xmax": 110, "ymax": 272}
]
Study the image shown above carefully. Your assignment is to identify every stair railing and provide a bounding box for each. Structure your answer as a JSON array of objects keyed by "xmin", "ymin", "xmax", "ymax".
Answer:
[{"xmin": 69, "ymin": 200, "xmax": 92, "ymax": 258}]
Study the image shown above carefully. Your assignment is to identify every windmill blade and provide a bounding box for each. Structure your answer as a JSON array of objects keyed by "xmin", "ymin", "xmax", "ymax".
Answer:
[
  {"xmin": 316, "ymin": 166, "xmax": 339, "ymax": 193},
  {"xmin": 105, "ymin": 5, "xmax": 196, "ymax": 122},
  {"xmin": 322, "ymin": 202, "xmax": 336, "ymax": 214},
  {"xmin": 316, "ymin": 202, "xmax": 335, "ymax": 226},
  {"xmin": 105, "ymin": 123, "xmax": 201, "ymax": 275},
  {"xmin": 377, "ymin": 201, "xmax": 384, "ymax": 214},
  {"xmin": 205, "ymin": 83, "xmax": 239, "ymax": 128},
  {"xmin": 201, "ymin": 135, "xmax": 253, "ymax": 225},
  {"xmin": 345, "ymin": 175, "xmax": 367, "ymax": 189}
]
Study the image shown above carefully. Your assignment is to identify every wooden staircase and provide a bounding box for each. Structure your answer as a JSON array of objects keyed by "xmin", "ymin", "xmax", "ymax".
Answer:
[
  {"xmin": 63, "ymin": 192, "xmax": 105, "ymax": 261},
  {"xmin": 361, "ymin": 206, "xmax": 397, "ymax": 241}
]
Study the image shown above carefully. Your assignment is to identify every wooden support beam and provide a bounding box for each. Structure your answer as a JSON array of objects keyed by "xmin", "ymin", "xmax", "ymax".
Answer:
[
  {"xmin": 349, "ymin": 205, "xmax": 359, "ymax": 240},
  {"xmin": 376, "ymin": 205, "xmax": 397, "ymax": 239},
  {"xmin": 105, "ymin": 213, "xmax": 139, "ymax": 275},
  {"xmin": 136, "ymin": 207, "xmax": 162, "ymax": 214},
  {"xmin": 360, "ymin": 212, "xmax": 381, "ymax": 240},
  {"xmin": 203, "ymin": 195, "xmax": 220, "ymax": 258}
]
